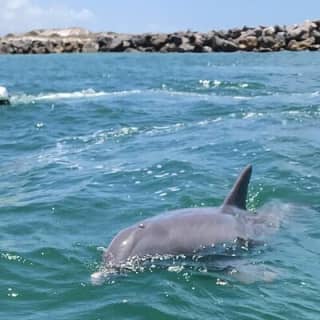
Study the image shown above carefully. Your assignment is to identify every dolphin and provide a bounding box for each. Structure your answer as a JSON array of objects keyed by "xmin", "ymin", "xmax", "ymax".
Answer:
[{"xmin": 92, "ymin": 165, "xmax": 278, "ymax": 283}]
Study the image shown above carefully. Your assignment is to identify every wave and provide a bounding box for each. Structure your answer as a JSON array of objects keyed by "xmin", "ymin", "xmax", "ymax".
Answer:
[
  {"xmin": 9, "ymin": 88, "xmax": 142, "ymax": 104},
  {"xmin": 198, "ymin": 79, "xmax": 265, "ymax": 90},
  {"xmin": 8, "ymin": 86, "xmax": 320, "ymax": 106}
]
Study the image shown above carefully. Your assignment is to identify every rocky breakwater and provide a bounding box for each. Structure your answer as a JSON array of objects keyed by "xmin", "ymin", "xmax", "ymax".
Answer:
[{"xmin": 1, "ymin": 20, "xmax": 320, "ymax": 54}]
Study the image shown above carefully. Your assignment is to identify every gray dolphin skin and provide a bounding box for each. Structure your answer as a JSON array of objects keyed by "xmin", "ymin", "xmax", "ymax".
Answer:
[{"xmin": 93, "ymin": 164, "xmax": 276, "ymax": 281}]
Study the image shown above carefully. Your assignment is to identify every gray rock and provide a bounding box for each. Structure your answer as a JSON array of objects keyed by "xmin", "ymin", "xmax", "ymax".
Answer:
[
  {"xmin": 311, "ymin": 30, "xmax": 320, "ymax": 44},
  {"xmin": 48, "ymin": 41, "xmax": 63, "ymax": 53},
  {"xmin": 109, "ymin": 37, "xmax": 124, "ymax": 52},
  {"xmin": 124, "ymin": 47, "xmax": 140, "ymax": 53},
  {"xmin": 82, "ymin": 41, "xmax": 99, "ymax": 53},
  {"xmin": 141, "ymin": 47, "xmax": 156, "ymax": 52},
  {"xmin": 97, "ymin": 36, "xmax": 113, "ymax": 51},
  {"xmin": 214, "ymin": 37, "xmax": 238, "ymax": 51},
  {"xmin": 237, "ymin": 35, "xmax": 258, "ymax": 51},
  {"xmin": 201, "ymin": 46, "xmax": 213, "ymax": 53},
  {"xmin": 168, "ymin": 34, "xmax": 183, "ymax": 46},
  {"xmin": 151, "ymin": 34, "xmax": 168, "ymax": 49},
  {"xmin": 273, "ymin": 32, "xmax": 286, "ymax": 50},
  {"xmin": 178, "ymin": 42, "xmax": 195, "ymax": 52},
  {"xmin": 32, "ymin": 46, "xmax": 49, "ymax": 54},
  {"xmin": 287, "ymin": 37, "xmax": 315, "ymax": 50},
  {"xmin": 188, "ymin": 33, "xmax": 204, "ymax": 46},
  {"xmin": 62, "ymin": 41, "xmax": 77, "ymax": 53},
  {"xmin": 240, "ymin": 28, "xmax": 262, "ymax": 38},
  {"xmin": 276, "ymin": 25, "xmax": 285, "ymax": 33},
  {"xmin": 256, "ymin": 47, "xmax": 273, "ymax": 52},
  {"xmin": 285, "ymin": 21, "xmax": 316, "ymax": 41},
  {"xmin": 309, "ymin": 44, "xmax": 320, "ymax": 51},
  {"xmin": 262, "ymin": 26, "xmax": 276, "ymax": 37},
  {"xmin": 227, "ymin": 28, "xmax": 242, "ymax": 39},
  {"xmin": 286, "ymin": 26, "xmax": 308, "ymax": 41},
  {"xmin": 215, "ymin": 30, "xmax": 228, "ymax": 39},
  {"xmin": 131, "ymin": 34, "xmax": 151, "ymax": 48},
  {"xmin": 0, "ymin": 43, "xmax": 9, "ymax": 54},
  {"xmin": 253, "ymin": 27, "xmax": 263, "ymax": 37},
  {"xmin": 160, "ymin": 42, "xmax": 178, "ymax": 52},
  {"xmin": 313, "ymin": 20, "xmax": 320, "ymax": 29},
  {"xmin": 259, "ymin": 35, "xmax": 276, "ymax": 48}
]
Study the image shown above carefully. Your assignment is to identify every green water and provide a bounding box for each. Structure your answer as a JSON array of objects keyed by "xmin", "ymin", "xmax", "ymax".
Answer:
[{"xmin": 0, "ymin": 52, "xmax": 319, "ymax": 319}]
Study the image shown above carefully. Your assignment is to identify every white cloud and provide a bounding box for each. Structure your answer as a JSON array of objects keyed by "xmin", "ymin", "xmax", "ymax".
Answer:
[{"xmin": 0, "ymin": 0, "xmax": 94, "ymax": 35}]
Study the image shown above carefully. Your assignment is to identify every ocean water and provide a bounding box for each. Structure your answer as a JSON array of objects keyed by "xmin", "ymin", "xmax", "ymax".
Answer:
[{"xmin": 0, "ymin": 52, "xmax": 319, "ymax": 319}]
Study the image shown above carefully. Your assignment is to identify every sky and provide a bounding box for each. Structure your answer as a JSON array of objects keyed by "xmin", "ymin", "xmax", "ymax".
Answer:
[{"xmin": 1, "ymin": 0, "xmax": 320, "ymax": 35}]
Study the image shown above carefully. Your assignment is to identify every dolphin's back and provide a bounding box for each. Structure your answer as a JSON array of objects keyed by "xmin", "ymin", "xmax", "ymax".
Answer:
[{"xmin": 104, "ymin": 207, "xmax": 249, "ymax": 265}]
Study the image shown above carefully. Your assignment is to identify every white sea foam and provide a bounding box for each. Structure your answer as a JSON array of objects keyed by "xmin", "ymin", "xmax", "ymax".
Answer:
[
  {"xmin": 156, "ymin": 89, "xmax": 205, "ymax": 98},
  {"xmin": 199, "ymin": 79, "xmax": 222, "ymax": 88},
  {"xmin": 197, "ymin": 117, "xmax": 222, "ymax": 126},
  {"xmin": 10, "ymin": 89, "xmax": 142, "ymax": 104},
  {"xmin": 60, "ymin": 126, "xmax": 139, "ymax": 145},
  {"xmin": 242, "ymin": 112, "xmax": 263, "ymax": 119},
  {"xmin": 233, "ymin": 96, "xmax": 253, "ymax": 100},
  {"xmin": 199, "ymin": 79, "xmax": 251, "ymax": 90}
]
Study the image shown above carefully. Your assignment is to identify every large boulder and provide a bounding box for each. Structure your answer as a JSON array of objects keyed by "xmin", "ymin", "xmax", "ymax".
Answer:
[
  {"xmin": 47, "ymin": 40, "xmax": 63, "ymax": 53},
  {"xmin": 0, "ymin": 42, "xmax": 9, "ymax": 54},
  {"xmin": 62, "ymin": 40, "xmax": 80, "ymax": 53},
  {"xmin": 201, "ymin": 46, "xmax": 213, "ymax": 53},
  {"xmin": 207, "ymin": 33, "xmax": 238, "ymax": 51},
  {"xmin": 259, "ymin": 35, "xmax": 277, "ymax": 48},
  {"xmin": 178, "ymin": 42, "xmax": 195, "ymax": 52},
  {"xmin": 168, "ymin": 33, "xmax": 184, "ymax": 46},
  {"xmin": 131, "ymin": 34, "xmax": 151, "ymax": 48},
  {"xmin": 309, "ymin": 44, "xmax": 320, "ymax": 51},
  {"xmin": 215, "ymin": 30, "xmax": 229, "ymax": 39},
  {"xmin": 124, "ymin": 47, "xmax": 140, "ymax": 53},
  {"xmin": 214, "ymin": 37, "xmax": 238, "ymax": 51},
  {"xmin": 262, "ymin": 26, "xmax": 276, "ymax": 37},
  {"xmin": 240, "ymin": 27, "xmax": 262, "ymax": 38},
  {"xmin": 188, "ymin": 33, "xmax": 205, "ymax": 46},
  {"xmin": 256, "ymin": 47, "xmax": 273, "ymax": 52},
  {"xmin": 311, "ymin": 29, "xmax": 320, "ymax": 44},
  {"xmin": 237, "ymin": 35, "xmax": 258, "ymax": 50},
  {"xmin": 8, "ymin": 40, "xmax": 32, "ymax": 53},
  {"xmin": 82, "ymin": 40, "xmax": 99, "ymax": 53},
  {"xmin": 151, "ymin": 34, "xmax": 168, "ymax": 50},
  {"xmin": 273, "ymin": 32, "xmax": 286, "ymax": 50},
  {"xmin": 108, "ymin": 37, "xmax": 125, "ymax": 52},
  {"xmin": 287, "ymin": 37, "xmax": 315, "ymax": 50},
  {"xmin": 160, "ymin": 42, "xmax": 179, "ymax": 52},
  {"xmin": 227, "ymin": 28, "xmax": 242, "ymax": 39},
  {"xmin": 286, "ymin": 20, "xmax": 317, "ymax": 41},
  {"xmin": 97, "ymin": 36, "xmax": 114, "ymax": 51}
]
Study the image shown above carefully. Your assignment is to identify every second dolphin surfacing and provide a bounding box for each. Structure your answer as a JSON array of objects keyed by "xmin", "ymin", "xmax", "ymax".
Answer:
[{"xmin": 92, "ymin": 165, "xmax": 280, "ymax": 283}]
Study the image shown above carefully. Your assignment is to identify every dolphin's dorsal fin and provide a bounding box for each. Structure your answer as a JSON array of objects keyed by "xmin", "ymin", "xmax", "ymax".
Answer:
[{"xmin": 222, "ymin": 165, "xmax": 252, "ymax": 211}]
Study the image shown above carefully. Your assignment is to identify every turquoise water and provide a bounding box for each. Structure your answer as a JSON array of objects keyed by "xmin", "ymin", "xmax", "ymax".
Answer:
[{"xmin": 1, "ymin": 52, "xmax": 320, "ymax": 319}]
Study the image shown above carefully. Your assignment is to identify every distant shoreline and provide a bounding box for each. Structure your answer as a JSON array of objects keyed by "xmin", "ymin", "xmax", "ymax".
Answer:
[{"xmin": 1, "ymin": 20, "xmax": 320, "ymax": 54}]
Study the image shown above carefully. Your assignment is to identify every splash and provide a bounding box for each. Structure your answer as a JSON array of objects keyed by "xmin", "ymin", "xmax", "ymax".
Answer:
[
  {"xmin": 198, "ymin": 79, "xmax": 263, "ymax": 90},
  {"xmin": 248, "ymin": 201, "xmax": 295, "ymax": 238}
]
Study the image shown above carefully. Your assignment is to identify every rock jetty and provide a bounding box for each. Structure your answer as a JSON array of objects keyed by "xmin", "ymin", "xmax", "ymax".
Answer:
[{"xmin": 1, "ymin": 21, "xmax": 320, "ymax": 54}]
